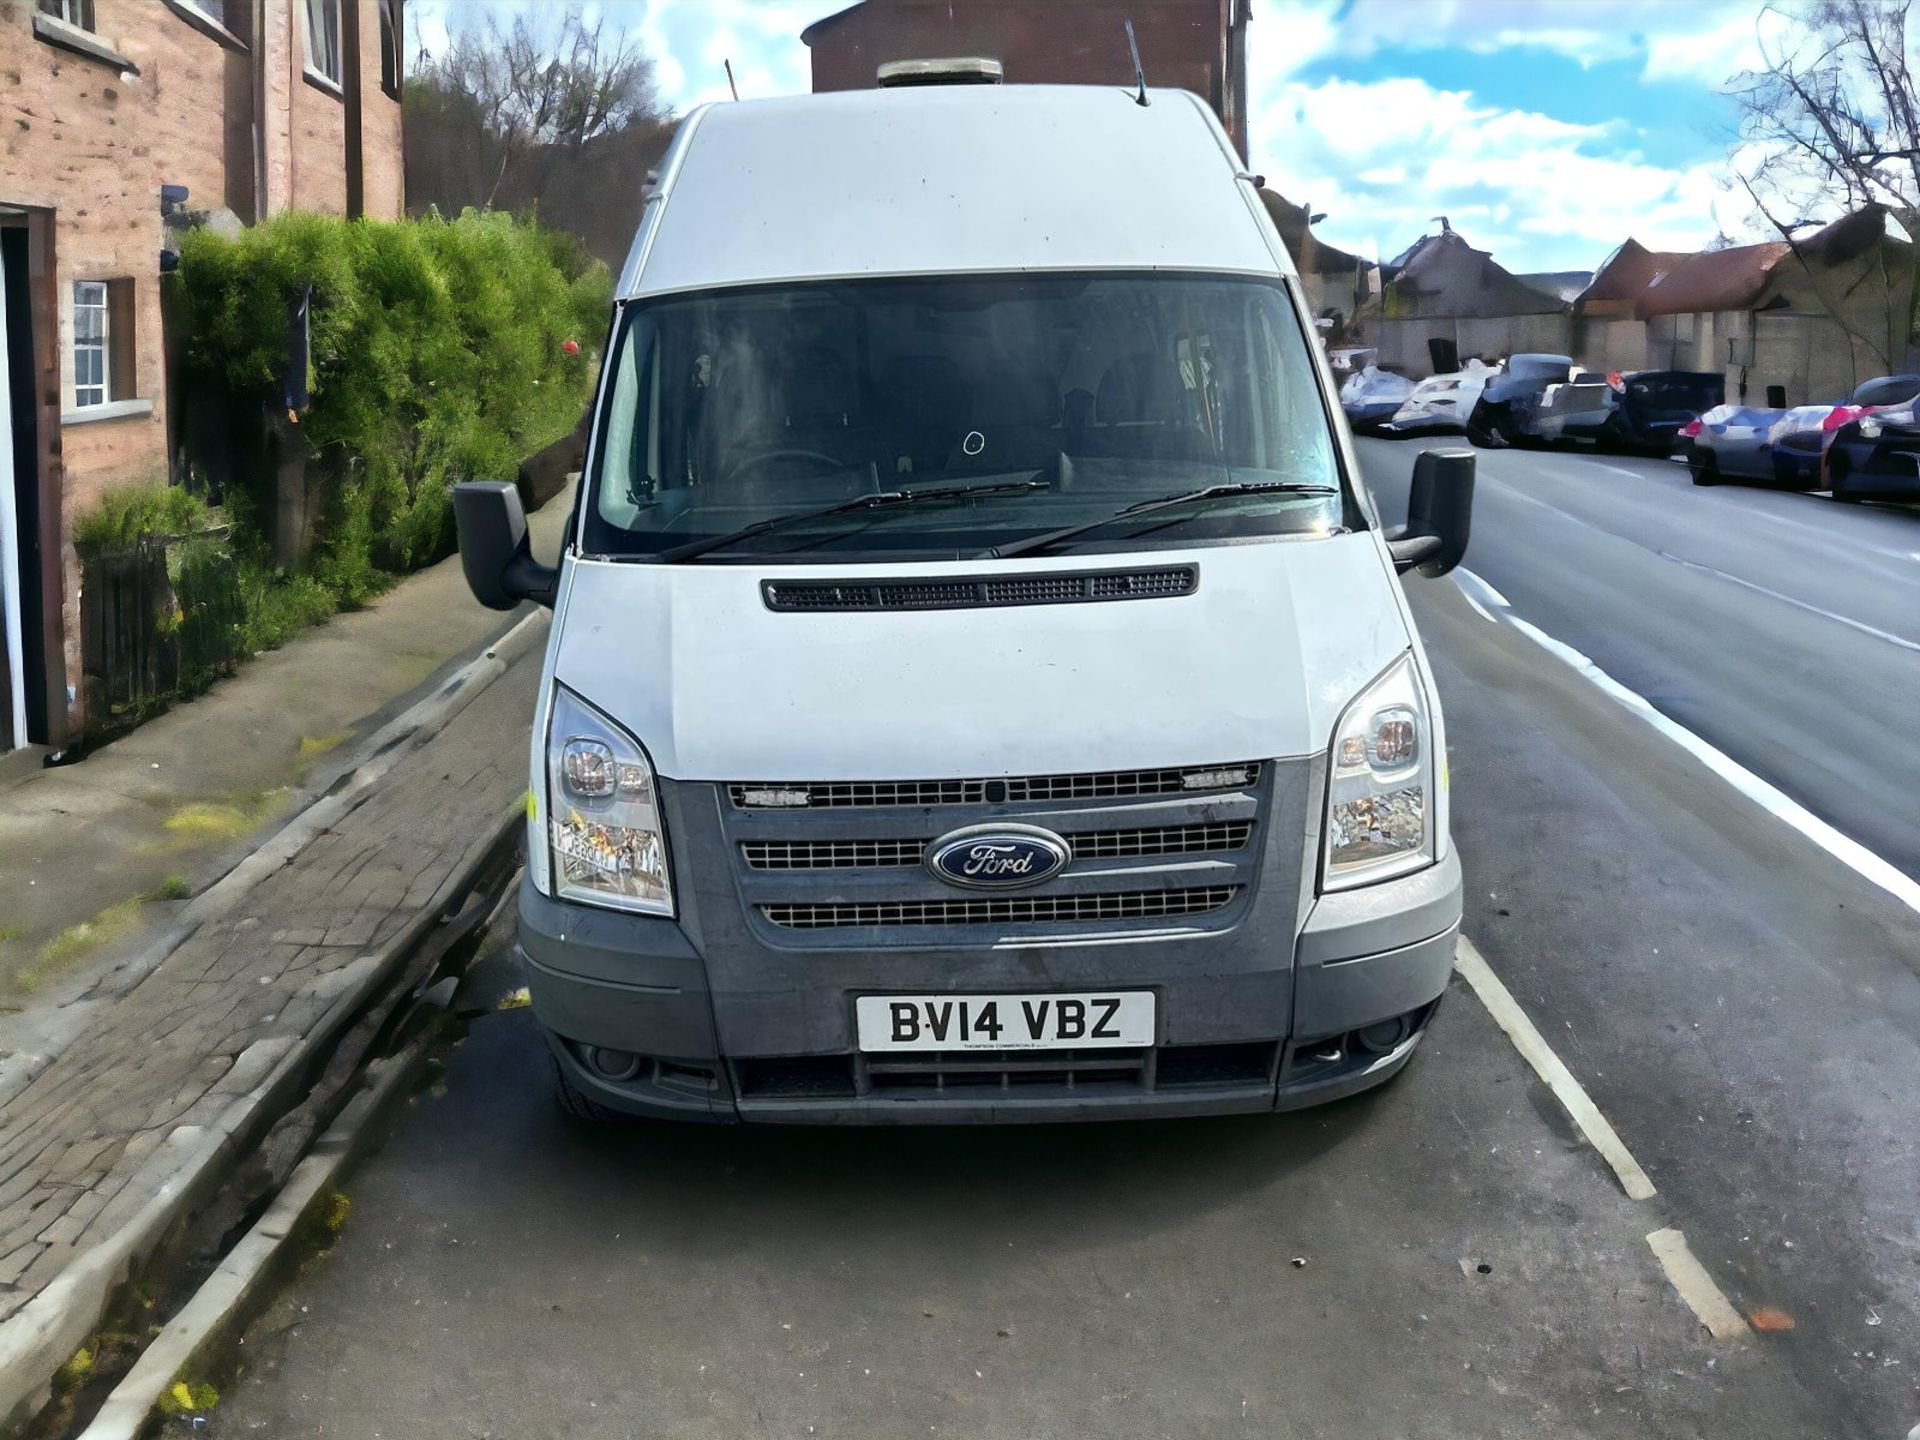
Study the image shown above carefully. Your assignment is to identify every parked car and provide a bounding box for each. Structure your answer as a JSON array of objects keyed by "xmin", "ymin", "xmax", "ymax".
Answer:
[
  {"xmin": 1467, "ymin": 353, "xmax": 1574, "ymax": 444},
  {"xmin": 1683, "ymin": 374, "xmax": 1920, "ymax": 487},
  {"xmin": 450, "ymin": 77, "xmax": 1474, "ymax": 1124},
  {"xmin": 1681, "ymin": 404, "xmax": 1782, "ymax": 484},
  {"xmin": 1766, "ymin": 405, "xmax": 1841, "ymax": 486},
  {"xmin": 1822, "ymin": 374, "xmax": 1920, "ymax": 499},
  {"xmin": 1526, "ymin": 373, "xmax": 1615, "ymax": 445},
  {"xmin": 1340, "ymin": 364, "xmax": 1416, "ymax": 432},
  {"xmin": 1607, "ymin": 371, "xmax": 1725, "ymax": 452},
  {"xmin": 1385, "ymin": 360, "xmax": 1495, "ymax": 435}
]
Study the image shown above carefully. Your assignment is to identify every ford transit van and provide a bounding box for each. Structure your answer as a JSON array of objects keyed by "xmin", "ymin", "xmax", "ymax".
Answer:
[{"xmin": 453, "ymin": 80, "xmax": 1474, "ymax": 1123}]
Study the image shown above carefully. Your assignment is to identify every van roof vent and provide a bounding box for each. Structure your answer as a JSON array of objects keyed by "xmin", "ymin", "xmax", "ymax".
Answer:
[
  {"xmin": 762, "ymin": 566, "xmax": 1197, "ymax": 613},
  {"xmin": 876, "ymin": 57, "xmax": 1004, "ymax": 88}
]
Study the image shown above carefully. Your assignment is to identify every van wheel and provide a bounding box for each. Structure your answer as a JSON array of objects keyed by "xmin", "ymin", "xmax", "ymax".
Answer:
[
  {"xmin": 1687, "ymin": 452, "xmax": 1718, "ymax": 486},
  {"xmin": 551, "ymin": 1050, "xmax": 624, "ymax": 1123}
]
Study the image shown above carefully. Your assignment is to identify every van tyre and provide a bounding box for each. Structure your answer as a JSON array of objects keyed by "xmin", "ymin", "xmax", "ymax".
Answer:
[{"xmin": 551, "ymin": 1050, "xmax": 624, "ymax": 1123}]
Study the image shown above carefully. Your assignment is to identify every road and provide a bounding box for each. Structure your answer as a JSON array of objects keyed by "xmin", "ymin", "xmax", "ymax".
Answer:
[
  {"xmin": 1359, "ymin": 436, "xmax": 1920, "ymax": 881},
  {"xmin": 216, "ymin": 441, "xmax": 1920, "ymax": 1440}
]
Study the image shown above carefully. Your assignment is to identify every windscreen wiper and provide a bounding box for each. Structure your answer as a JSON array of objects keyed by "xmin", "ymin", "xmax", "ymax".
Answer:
[
  {"xmin": 651, "ymin": 479, "xmax": 1050, "ymax": 563},
  {"xmin": 985, "ymin": 481, "xmax": 1339, "ymax": 559}
]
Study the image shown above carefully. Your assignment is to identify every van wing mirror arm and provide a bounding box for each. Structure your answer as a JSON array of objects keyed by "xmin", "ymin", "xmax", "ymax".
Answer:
[
  {"xmin": 1385, "ymin": 530, "xmax": 1443, "ymax": 574},
  {"xmin": 1389, "ymin": 448, "xmax": 1474, "ymax": 579}
]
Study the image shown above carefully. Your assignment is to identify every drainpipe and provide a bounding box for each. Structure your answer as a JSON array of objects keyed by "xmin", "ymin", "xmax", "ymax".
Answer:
[
  {"xmin": 251, "ymin": 0, "xmax": 268, "ymax": 219},
  {"xmin": 1227, "ymin": 1, "xmax": 1250, "ymax": 163}
]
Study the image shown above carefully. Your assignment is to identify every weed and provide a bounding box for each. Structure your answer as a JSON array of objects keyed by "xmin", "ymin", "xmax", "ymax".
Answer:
[
  {"xmin": 52, "ymin": 1346, "xmax": 93, "ymax": 1393},
  {"xmin": 24, "ymin": 899, "xmax": 144, "ymax": 989},
  {"xmin": 157, "ymin": 1379, "xmax": 220, "ymax": 1418},
  {"xmin": 139, "ymin": 874, "xmax": 192, "ymax": 903}
]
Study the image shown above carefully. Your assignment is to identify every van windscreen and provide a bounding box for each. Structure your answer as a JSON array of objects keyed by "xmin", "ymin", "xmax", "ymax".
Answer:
[{"xmin": 582, "ymin": 273, "xmax": 1357, "ymax": 561}]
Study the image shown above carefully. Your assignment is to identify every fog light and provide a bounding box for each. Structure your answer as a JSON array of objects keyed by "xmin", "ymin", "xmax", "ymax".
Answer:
[
  {"xmin": 1354, "ymin": 1016, "xmax": 1411, "ymax": 1054},
  {"xmin": 585, "ymin": 1046, "xmax": 644, "ymax": 1082}
]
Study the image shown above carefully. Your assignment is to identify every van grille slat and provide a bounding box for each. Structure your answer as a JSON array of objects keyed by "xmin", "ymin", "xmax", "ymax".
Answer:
[
  {"xmin": 730, "ymin": 763, "xmax": 1257, "ymax": 810},
  {"xmin": 761, "ymin": 886, "xmax": 1238, "ymax": 930},
  {"xmin": 762, "ymin": 566, "xmax": 1196, "ymax": 614},
  {"xmin": 742, "ymin": 821, "xmax": 1252, "ymax": 871}
]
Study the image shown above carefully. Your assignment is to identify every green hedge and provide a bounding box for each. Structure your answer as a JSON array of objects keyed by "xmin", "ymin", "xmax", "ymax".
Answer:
[
  {"xmin": 72, "ymin": 211, "xmax": 607, "ymax": 731},
  {"xmin": 178, "ymin": 208, "xmax": 608, "ymax": 603}
]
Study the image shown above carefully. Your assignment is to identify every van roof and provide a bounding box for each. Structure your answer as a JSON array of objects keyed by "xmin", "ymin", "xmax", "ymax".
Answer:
[{"xmin": 618, "ymin": 85, "xmax": 1290, "ymax": 300}]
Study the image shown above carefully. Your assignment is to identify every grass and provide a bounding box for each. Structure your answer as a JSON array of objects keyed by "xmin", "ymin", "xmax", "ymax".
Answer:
[
  {"xmin": 147, "ymin": 787, "xmax": 288, "ymax": 852},
  {"xmin": 0, "ymin": 924, "xmax": 23, "ymax": 944},
  {"xmin": 141, "ymin": 874, "xmax": 192, "ymax": 902},
  {"xmin": 293, "ymin": 728, "xmax": 355, "ymax": 783},
  {"xmin": 297, "ymin": 729, "xmax": 353, "ymax": 761},
  {"xmin": 25, "ymin": 899, "xmax": 144, "ymax": 990},
  {"xmin": 17, "ymin": 876, "xmax": 195, "ymax": 992}
]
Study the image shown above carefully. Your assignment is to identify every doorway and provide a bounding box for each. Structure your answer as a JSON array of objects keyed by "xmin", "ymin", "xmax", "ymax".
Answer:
[{"xmin": 1, "ymin": 220, "xmax": 49, "ymax": 750}]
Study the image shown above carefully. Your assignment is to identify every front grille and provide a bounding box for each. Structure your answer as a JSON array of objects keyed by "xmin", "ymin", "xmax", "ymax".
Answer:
[
  {"xmin": 730, "ymin": 763, "xmax": 1257, "ymax": 810},
  {"xmin": 867, "ymin": 1048, "xmax": 1144, "ymax": 1092},
  {"xmin": 762, "ymin": 566, "xmax": 1197, "ymax": 613},
  {"xmin": 741, "ymin": 821, "xmax": 1253, "ymax": 870},
  {"xmin": 761, "ymin": 886, "xmax": 1238, "ymax": 930}
]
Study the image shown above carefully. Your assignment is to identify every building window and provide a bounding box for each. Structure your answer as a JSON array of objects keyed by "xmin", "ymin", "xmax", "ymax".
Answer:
[
  {"xmin": 38, "ymin": 0, "xmax": 95, "ymax": 28},
  {"xmin": 176, "ymin": 0, "xmax": 226, "ymax": 27},
  {"xmin": 303, "ymin": 0, "xmax": 341, "ymax": 84},
  {"xmin": 72, "ymin": 281, "xmax": 109, "ymax": 408},
  {"xmin": 378, "ymin": 0, "xmax": 403, "ymax": 99},
  {"xmin": 70, "ymin": 279, "xmax": 136, "ymax": 410}
]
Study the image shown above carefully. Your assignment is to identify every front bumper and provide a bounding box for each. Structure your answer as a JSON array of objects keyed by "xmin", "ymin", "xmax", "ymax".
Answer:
[{"xmin": 517, "ymin": 852, "xmax": 1462, "ymax": 1124}]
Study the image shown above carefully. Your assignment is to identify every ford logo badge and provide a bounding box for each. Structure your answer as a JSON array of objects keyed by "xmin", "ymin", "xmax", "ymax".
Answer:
[{"xmin": 926, "ymin": 824, "xmax": 1070, "ymax": 890}]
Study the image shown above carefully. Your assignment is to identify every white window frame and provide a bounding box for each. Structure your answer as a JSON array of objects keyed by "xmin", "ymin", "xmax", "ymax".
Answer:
[
  {"xmin": 303, "ymin": 0, "xmax": 342, "ymax": 85},
  {"xmin": 39, "ymin": 0, "xmax": 95, "ymax": 30},
  {"xmin": 72, "ymin": 280, "xmax": 109, "ymax": 410}
]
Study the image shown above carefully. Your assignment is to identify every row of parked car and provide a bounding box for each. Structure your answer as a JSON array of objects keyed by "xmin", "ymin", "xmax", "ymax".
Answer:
[{"xmin": 1339, "ymin": 353, "xmax": 1920, "ymax": 502}]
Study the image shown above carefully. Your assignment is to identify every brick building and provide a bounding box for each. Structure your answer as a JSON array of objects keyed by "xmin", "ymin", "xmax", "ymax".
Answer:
[
  {"xmin": 1, "ymin": 0, "xmax": 405, "ymax": 753},
  {"xmin": 802, "ymin": 0, "xmax": 1250, "ymax": 161}
]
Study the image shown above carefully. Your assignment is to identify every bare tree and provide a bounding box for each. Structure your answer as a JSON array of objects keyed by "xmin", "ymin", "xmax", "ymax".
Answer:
[
  {"xmin": 405, "ymin": 4, "xmax": 675, "ymax": 260},
  {"xmin": 1730, "ymin": 0, "xmax": 1920, "ymax": 366}
]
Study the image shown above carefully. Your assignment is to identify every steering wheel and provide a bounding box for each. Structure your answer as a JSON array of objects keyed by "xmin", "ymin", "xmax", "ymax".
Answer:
[{"xmin": 721, "ymin": 448, "xmax": 848, "ymax": 486}]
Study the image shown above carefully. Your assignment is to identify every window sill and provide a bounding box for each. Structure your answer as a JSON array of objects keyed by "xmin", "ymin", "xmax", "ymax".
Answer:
[
  {"xmin": 302, "ymin": 65, "xmax": 344, "ymax": 99},
  {"xmin": 62, "ymin": 397, "xmax": 154, "ymax": 426},
  {"xmin": 32, "ymin": 12, "xmax": 141, "ymax": 75},
  {"xmin": 162, "ymin": 0, "xmax": 247, "ymax": 51}
]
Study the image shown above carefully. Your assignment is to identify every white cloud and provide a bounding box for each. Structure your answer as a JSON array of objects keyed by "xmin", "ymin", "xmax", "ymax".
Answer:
[{"xmin": 1249, "ymin": 74, "xmax": 1752, "ymax": 272}]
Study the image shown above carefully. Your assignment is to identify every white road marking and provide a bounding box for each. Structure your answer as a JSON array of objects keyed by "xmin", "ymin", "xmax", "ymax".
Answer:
[
  {"xmin": 1660, "ymin": 552, "xmax": 1920, "ymax": 654},
  {"xmin": 1645, "ymin": 1227, "xmax": 1751, "ymax": 1341},
  {"xmin": 1454, "ymin": 574, "xmax": 1920, "ymax": 919},
  {"xmin": 1597, "ymin": 463, "xmax": 1641, "ymax": 480},
  {"xmin": 1453, "ymin": 566, "xmax": 1511, "ymax": 609},
  {"xmin": 1452, "ymin": 936, "xmax": 1658, "ymax": 1201},
  {"xmin": 1502, "ymin": 613, "xmax": 1920, "ymax": 918}
]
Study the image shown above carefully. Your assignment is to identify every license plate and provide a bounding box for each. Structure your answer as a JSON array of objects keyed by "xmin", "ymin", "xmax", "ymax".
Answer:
[{"xmin": 856, "ymin": 992, "xmax": 1155, "ymax": 1052}]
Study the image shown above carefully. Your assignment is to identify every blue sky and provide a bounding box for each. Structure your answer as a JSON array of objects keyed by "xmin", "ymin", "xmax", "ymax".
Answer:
[{"xmin": 411, "ymin": 0, "xmax": 1784, "ymax": 273}]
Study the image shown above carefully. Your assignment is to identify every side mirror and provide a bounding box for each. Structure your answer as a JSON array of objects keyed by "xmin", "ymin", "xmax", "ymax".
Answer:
[
  {"xmin": 1386, "ymin": 447, "xmax": 1474, "ymax": 577},
  {"xmin": 453, "ymin": 481, "xmax": 558, "ymax": 610}
]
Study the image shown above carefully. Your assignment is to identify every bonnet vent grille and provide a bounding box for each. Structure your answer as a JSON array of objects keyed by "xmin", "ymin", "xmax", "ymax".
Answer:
[{"xmin": 762, "ymin": 566, "xmax": 1197, "ymax": 613}]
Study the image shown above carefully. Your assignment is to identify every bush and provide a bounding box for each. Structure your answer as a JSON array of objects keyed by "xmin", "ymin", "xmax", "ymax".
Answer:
[
  {"xmin": 178, "ymin": 207, "xmax": 609, "ymax": 596},
  {"xmin": 71, "ymin": 480, "xmax": 214, "ymax": 553}
]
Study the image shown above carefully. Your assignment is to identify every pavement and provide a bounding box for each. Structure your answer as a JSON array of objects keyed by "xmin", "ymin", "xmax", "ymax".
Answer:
[
  {"xmin": 212, "ymin": 444, "xmax": 1920, "ymax": 1438},
  {"xmin": 0, "ymin": 492, "xmax": 571, "ymax": 1431},
  {"xmin": 0, "ymin": 491, "xmax": 573, "ymax": 1005}
]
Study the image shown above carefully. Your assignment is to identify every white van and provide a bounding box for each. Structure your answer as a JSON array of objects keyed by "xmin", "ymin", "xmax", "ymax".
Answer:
[{"xmin": 453, "ymin": 78, "xmax": 1474, "ymax": 1123}]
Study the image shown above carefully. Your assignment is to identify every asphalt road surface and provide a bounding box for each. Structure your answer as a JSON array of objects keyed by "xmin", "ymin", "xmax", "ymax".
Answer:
[
  {"xmin": 1359, "ymin": 435, "xmax": 1920, "ymax": 882},
  {"xmin": 217, "ymin": 442, "xmax": 1920, "ymax": 1440}
]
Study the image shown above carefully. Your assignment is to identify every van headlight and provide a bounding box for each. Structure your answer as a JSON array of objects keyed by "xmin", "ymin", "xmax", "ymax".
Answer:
[
  {"xmin": 546, "ymin": 685, "xmax": 675, "ymax": 916},
  {"xmin": 1322, "ymin": 653, "xmax": 1434, "ymax": 891}
]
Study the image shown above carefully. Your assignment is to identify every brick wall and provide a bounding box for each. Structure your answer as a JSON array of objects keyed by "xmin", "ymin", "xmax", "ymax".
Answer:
[{"xmin": 0, "ymin": 0, "xmax": 405, "ymax": 739}]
